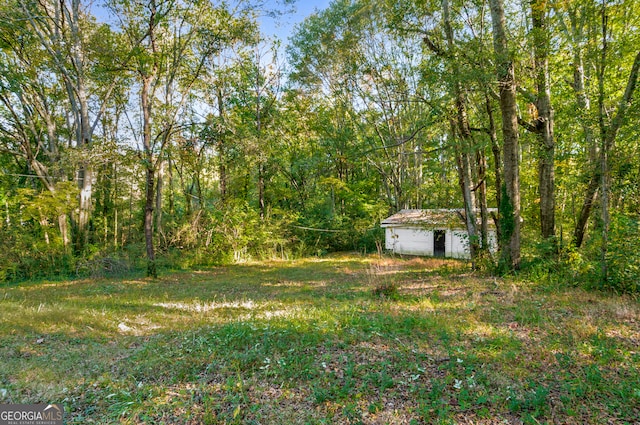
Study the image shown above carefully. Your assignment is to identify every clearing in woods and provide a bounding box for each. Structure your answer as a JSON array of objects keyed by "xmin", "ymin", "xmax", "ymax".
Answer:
[{"xmin": 0, "ymin": 254, "xmax": 638, "ymax": 424}]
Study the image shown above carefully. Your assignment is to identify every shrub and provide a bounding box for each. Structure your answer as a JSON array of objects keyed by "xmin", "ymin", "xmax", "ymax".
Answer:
[
  {"xmin": 605, "ymin": 214, "xmax": 640, "ymax": 294},
  {"xmin": 550, "ymin": 214, "xmax": 640, "ymax": 295}
]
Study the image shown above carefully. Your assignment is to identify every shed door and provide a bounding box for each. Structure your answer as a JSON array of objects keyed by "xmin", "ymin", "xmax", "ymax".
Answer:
[{"xmin": 434, "ymin": 230, "xmax": 446, "ymax": 257}]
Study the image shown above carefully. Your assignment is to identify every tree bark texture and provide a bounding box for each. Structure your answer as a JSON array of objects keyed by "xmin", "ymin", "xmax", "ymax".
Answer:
[
  {"xmin": 142, "ymin": 75, "xmax": 157, "ymax": 278},
  {"xmin": 156, "ymin": 159, "xmax": 164, "ymax": 237},
  {"xmin": 476, "ymin": 149, "xmax": 489, "ymax": 251},
  {"xmin": 484, "ymin": 95, "xmax": 502, "ymax": 242},
  {"xmin": 531, "ymin": 0, "xmax": 556, "ymax": 243},
  {"xmin": 442, "ymin": 0, "xmax": 479, "ymax": 263},
  {"xmin": 569, "ymin": 40, "xmax": 596, "ymax": 247},
  {"xmin": 489, "ymin": 0, "xmax": 521, "ymax": 270},
  {"xmin": 217, "ymin": 88, "xmax": 228, "ymax": 203}
]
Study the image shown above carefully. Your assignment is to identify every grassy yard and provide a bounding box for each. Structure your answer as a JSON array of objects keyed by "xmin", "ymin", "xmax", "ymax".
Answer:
[{"xmin": 0, "ymin": 254, "xmax": 638, "ymax": 424}]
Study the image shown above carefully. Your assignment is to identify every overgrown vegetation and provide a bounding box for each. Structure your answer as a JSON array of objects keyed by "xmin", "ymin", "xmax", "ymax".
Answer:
[
  {"xmin": 1, "ymin": 255, "xmax": 638, "ymax": 424},
  {"xmin": 2, "ymin": 0, "xmax": 640, "ymax": 288}
]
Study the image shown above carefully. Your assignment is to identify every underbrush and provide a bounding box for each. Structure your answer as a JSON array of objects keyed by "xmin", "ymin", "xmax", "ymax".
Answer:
[{"xmin": 519, "ymin": 216, "xmax": 640, "ymax": 297}]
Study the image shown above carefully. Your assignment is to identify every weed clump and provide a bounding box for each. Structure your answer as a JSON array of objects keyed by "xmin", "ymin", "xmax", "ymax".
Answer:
[
  {"xmin": 372, "ymin": 281, "xmax": 399, "ymax": 299},
  {"xmin": 367, "ymin": 261, "xmax": 399, "ymax": 299}
]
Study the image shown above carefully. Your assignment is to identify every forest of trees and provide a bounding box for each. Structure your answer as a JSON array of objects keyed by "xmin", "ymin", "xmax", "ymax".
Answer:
[{"xmin": 1, "ymin": 0, "xmax": 639, "ymax": 292}]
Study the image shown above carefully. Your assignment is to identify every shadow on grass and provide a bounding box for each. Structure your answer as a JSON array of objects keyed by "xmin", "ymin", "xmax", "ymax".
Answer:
[{"xmin": 1, "ymin": 255, "xmax": 638, "ymax": 424}]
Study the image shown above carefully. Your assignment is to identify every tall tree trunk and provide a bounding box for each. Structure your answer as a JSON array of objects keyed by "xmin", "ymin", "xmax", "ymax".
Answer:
[
  {"xmin": 255, "ymin": 64, "xmax": 265, "ymax": 220},
  {"xmin": 56, "ymin": 214, "xmax": 68, "ymax": 247},
  {"xmin": 531, "ymin": 0, "xmax": 556, "ymax": 244},
  {"xmin": 456, "ymin": 145, "xmax": 479, "ymax": 263},
  {"xmin": 489, "ymin": 0, "xmax": 521, "ymax": 271},
  {"xmin": 442, "ymin": 0, "xmax": 478, "ymax": 264},
  {"xmin": 168, "ymin": 153, "xmax": 175, "ymax": 215},
  {"xmin": 476, "ymin": 149, "xmax": 489, "ymax": 251},
  {"xmin": 76, "ymin": 78, "xmax": 93, "ymax": 250},
  {"xmin": 415, "ymin": 141, "xmax": 423, "ymax": 207},
  {"xmin": 485, "ymin": 94, "xmax": 502, "ymax": 245},
  {"xmin": 486, "ymin": 95, "xmax": 502, "ymax": 215},
  {"xmin": 218, "ymin": 147, "xmax": 227, "ymax": 203},
  {"xmin": 144, "ymin": 166, "xmax": 156, "ymax": 278},
  {"xmin": 570, "ymin": 45, "xmax": 596, "ymax": 247},
  {"xmin": 216, "ymin": 87, "xmax": 228, "ymax": 204},
  {"xmin": 598, "ymin": 4, "xmax": 609, "ymax": 283},
  {"xmin": 258, "ymin": 163, "xmax": 265, "ymax": 220},
  {"xmin": 142, "ymin": 76, "xmax": 157, "ymax": 278},
  {"xmin": 156, "ymin": 159, "xmax": 164, "ymax": 238},
  {"xmin": 76, "ymin": 165, "xmax": 92, "ymax": 250},
  {"xmin": 141, "ymin": 0, "xmax": 160, "ymax": 278}
]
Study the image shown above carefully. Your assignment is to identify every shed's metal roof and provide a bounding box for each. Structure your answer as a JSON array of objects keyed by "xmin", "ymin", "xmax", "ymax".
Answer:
[{"xmin": 381, "ymin": 209, "xmax": 497, "ymax": 229}]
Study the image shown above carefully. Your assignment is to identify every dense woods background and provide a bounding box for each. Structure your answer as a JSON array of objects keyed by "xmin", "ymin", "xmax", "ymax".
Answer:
[{"xmin": 1, "ymin": 0, "xmax": 638, "ymax": 292}]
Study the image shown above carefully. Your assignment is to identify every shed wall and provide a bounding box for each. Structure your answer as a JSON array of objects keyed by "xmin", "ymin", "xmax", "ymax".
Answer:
[
  {"xmin": 385, "ymin": 227, "xmax": 434, "ymax": 256},
  {"xmin": 384, "ymin": 225, "xmax": 497, "ymax": 258}
]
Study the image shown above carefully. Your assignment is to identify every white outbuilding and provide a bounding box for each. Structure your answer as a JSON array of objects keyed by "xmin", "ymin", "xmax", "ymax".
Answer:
[{"xmin": 380, "ymin": 209, "xmax": 497, "ymax": 258}]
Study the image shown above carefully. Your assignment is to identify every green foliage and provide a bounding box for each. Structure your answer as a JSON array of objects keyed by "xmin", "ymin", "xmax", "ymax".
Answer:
[
  {"xmin": 1, "ymin": 0, "xmax": 640, "ymax": 294},
  {"xmin": 520, "ymin": 214, "xmax": 640, "ymax": 295},
  {"xmin": 209, "ymin": 202, "xmax": 296, "ymax": 262},
  {"xmin": 0, "ymin": 183, "xmax": 76, "ymax": 281},
  {"xmin": 603, "ymin": 214, "xmax": 640, "ymax": 294}
]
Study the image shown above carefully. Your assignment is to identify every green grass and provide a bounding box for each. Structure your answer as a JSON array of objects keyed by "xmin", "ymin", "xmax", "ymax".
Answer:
[{"xmin": 1, "ymin": 254, "xmax": 639, "ymax": 424}]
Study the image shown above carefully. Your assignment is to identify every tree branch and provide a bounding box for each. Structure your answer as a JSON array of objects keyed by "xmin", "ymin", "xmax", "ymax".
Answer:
[
  {"xmin": 518, "ymin": 116, "xmax": 539, "ymax": 133},
  {"xmin": 605, "ymin": 50, "xmax": 640, "ymax": 151}
]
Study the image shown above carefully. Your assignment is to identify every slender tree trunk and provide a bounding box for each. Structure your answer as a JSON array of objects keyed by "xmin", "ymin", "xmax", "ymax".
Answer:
[
  {"xmin": 538, "ymin": 144, "xmax": 555, "ymax": 241},
  {"xmin": 531, "ymin": 0, "xmax": 556, "ymax": 244},
  {"xmin": 258, "ymin": 163, "xmax": 265, "ymax": 219},
  {"xmin": 489, "ymin": 0, "xmax": 521, "ymax": 271},
  {"xmin": 442, "ymin": 0, "xmax": 478, "ymax": 264},
  {"xmin": 458, "ymin": 146, "xmax": 478, "ymax": 260},
  {"xmin": 194, "ymin": 165, "xmax": 203, "ymax": 211},
  {"xmin": 415, "ymin": 141, "xmax": 423, "ymax": 207},
  {"xmin": 598, "ymin": 4, "xmax": 609, "ymax": 283},
  {"xmin": 456, "ymin": 146, "xmax": 479, "ymax": 262},
  {"xmin": 570, "ymin": 46, "xmax": 596, "ymax": 247},
  {"xmin": 127, "ymin": 177, "xmax": 133, "ymax": 245},
  {"xmin": 168, "ymin": 153, "xmax": 175, "ymax": 215},
  {"xmin": 114, "ymin": 208, "xmax": 118, "ymax": 249},
  {"xmin": 141, "ymin": 0, "xmax": 160, "ymax": 278},
  {"xmin": 218, "ymin": 147, "xmax": 227, "ymax": 203},
  {"xmin": 573, "ymin": 174, "xmax": 598, "ymax": 247},
  {"xmin": 156, "ymin": 159, "xmax": 164, "ymax": 238},
  {"xmin": 76, "ymin": 166, "xmax": 92, "ymax": 250},
  {"xmin": 476, "ymin": 149, "xmax": 489, "ymax": 251},
  {"xmin": 76, "ymin": 83, "xmax": 93, "ymax": 249},
  {"xmin": 486, "ymin": 95, "xmax": 502, "ymax": 217},
  {"xmin": 255, "ymin": 69, "xmax": 265, "ymax": 220},
  {"xmin": 483, "ymin": 96, "xmax": 501, "ymax": 259},
  {"xmin": 600, "ymin": 137, "xmax": 609, "ymax": 283},
  {"xmin": 69, "ymin": 0, "xmax": 93, "ymax": 252},
  {"xmin": 39, "ymin": 212, "xmax": 50, "ymax": 245},
  {"xmin": 216, "ymin": 87, "xmax": 227, "ymax": 204},
  {"xmin": 144, "ymin": 165, "xmax": 156, "ymax": 278},
  {"xmin": 142, "ymin": 76, "xmax": 157, "ymax": 278},
  {"xmin": 55, "ymin": 212, "xmax": 68, "ymax": 248}
]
